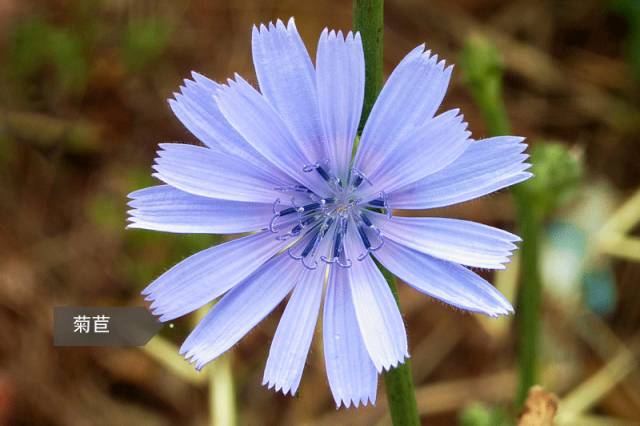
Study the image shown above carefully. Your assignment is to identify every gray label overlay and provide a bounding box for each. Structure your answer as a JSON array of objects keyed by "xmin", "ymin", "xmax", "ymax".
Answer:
[{"xmin": 54, "ymin": 307, "xmax": 162, "ymax": 347}]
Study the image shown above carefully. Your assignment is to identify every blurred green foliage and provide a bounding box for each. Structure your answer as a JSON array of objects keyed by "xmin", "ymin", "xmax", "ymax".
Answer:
[
  {"xmin": 460, "ymin": 37, "xmax": 584, "ymax": 219},
  {"xmin": 5, "ymin": 7, "xmax": 174, "ymax": 103},
  {"xmin": 2, "ymin": 111, "xmax": 101, "ymax": 153},
  {"xmin": 6, "ymin": 18, "xmax": 51, "ymax": 82},
  {"xmin": 123, "ymin": 231, "xmax": 221, "ymax": 291},
  {"xmin": 87, "ymin": 192, "xmax": 124, "ymax": 232},
  {"xmin": 7, "ymin": 18, "xmax": 89, "ymax": 98},
  {"xmin": 85, "ymin": 168, "xmax": 222, "ymax": 291},
  {"xmin": 121, "ymin": 17, "xmax": 174, "ymax": 73},
  {"xmin": 460, "ymin": 32, "xmax": 586, "ymax": 408},
  {"xmin": 460, "ymin": 35, "xmax": 509, "ymax": 136},
  {"xmin": 612, "ymin": 0, "xmax": 640, "ymax": 81},
  {"xmin": 518, "ymin": 143, "xmax": 583, "ymax": 219},
  {"xmin": 458, "ymin": 403, "xmax": 511, "ymax": 426},
  {"xmin": 48, "ymin": 30, "xmax": 89, "ymax": 95}
]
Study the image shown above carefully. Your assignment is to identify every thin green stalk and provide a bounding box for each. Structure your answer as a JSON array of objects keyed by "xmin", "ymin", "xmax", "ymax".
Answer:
[
  {"xmin": 353, "ymin": 2, "xmax": 420, "ymax": 425},
  {"xmin": 460, "ymin": 36, "xmax": 543, "ymax": 408},
  {"xmin": 512, "ymin": 190, "xmax": 542, "ymax": 406},
  {"xmin": 353, "ymin": 0, "xmax": 384, "ymax": 131},
  {"xmin": 380, "ymin": 265, "xmax": 420, "ymax": 426}
]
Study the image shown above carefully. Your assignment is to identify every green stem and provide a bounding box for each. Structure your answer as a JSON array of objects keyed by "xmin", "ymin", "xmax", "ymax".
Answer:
[
  {"xmin": 353, "ymin": 0, "xmax": 384, "ymax": 131},
  {"xmin": 513, "ymin": 190, "xmax": 542, "ymax": 406},
  {"xmin": 472, "ymin": 74, "xmax": 510, "ymax": 137},
  {"xmin": 354, "ymin": 2, "xmax": 420, "ymax": 424},
  {"xmin": 381, "ymin": 266, "xmax": 420, "ymax": 426}
]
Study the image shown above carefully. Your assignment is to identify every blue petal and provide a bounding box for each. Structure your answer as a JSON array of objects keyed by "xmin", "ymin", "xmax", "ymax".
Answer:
[
  {"xmin": 354, "ymin": 45, "xmax": 452, "ymax": 175},
  {"xmin": 215, "ymin": 75, "xmax": 329, "ymax": 197},
  {"xmin": 389, "ymin": 136, "xmax": 532, "ymax": 209},
  {"xmin": 143, "ymin": 231, "xmax": 285, "ymax": 322},
  {"xmin": 374, "ymin": 238, "xmax": 513, "ymax": 317},
  {"xmin": 262, "ymin": 266, "xmax": 325, "ymax": 395},
  {"xmin": 180, "ymin": 255, "xmax": 302, "ymax": 370},
  {"xmin": 357, "ymin": 109, "xmax": 471, "ymax": 200},
  {"xmin": 169, "ymin": 80, "xmax": 232, "ymax": 151},
  {"xmin": 344, "ymin": 225, "xmax": 408, "ymax": 372},
  {"xmin": 316, "ymin": 29, "xmax": 364, "ymax": 179},
  {"xmin": 127, "ymin": 185, "xmax": 272, "ymax": 234},
  {"xmin": 370, "ymin": 213, "xmax": 519, "ymax": 269},
  {"xmin": 152, "ymin": 143, "xmax": 288, "ymax": 203},
  {"xmin": 252, "ymin": 18, "xmax": 326, "ymax": 163},
  {"xmin": 170, "ymin": 73, "xmax": 291, "ymax": 183},
  {"xmin": 323, "ymin": 265, "xmax": 377, "ymax": 408},
  {"xmin": 169, "ymin": 77, "xmax": 248, "ymax": 156}
]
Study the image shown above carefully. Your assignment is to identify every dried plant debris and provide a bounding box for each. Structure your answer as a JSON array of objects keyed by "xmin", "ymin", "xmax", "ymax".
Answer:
[{"xmin": 518, "ymin": 386, "xmax": 559, "ymax": 426}]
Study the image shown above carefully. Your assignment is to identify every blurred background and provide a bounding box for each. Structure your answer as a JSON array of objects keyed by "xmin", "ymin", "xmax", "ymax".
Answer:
[{"xmin": 1, "ymin": 0, "xmax": 639, "ymax": 425}]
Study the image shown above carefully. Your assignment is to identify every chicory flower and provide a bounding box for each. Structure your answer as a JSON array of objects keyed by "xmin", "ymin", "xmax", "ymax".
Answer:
[{"xmin": 128, "ymin": 18, "xmax": 531, "ymax": 407}]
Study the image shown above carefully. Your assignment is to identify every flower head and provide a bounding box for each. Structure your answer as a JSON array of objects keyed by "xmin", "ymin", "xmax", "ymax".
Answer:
[{"xmin": 128, "ymin": 18, "xmax": 532, "ymax": 407}]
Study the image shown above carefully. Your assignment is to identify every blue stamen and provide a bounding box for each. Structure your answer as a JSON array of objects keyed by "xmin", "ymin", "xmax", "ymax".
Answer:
[
  {"xmin": 273, "ymin": 163, "xmax": 385, "ymax": 268},
  {"xmin": 316, "ymin": 165, "xmax": 331, "ymax": 182},
  {"xmin": 356, "ymin": 221, "xmax": 371, "ymax": 250},
  {"xmin": 360, "ymin": 212, "xmax": 373, "ymax": 227},
  {"xmin": 322, "ymin": 215, "xmax": 351, "ymax": 268},
  {"xmin": 349, "ymin": 168, "xmax": 371, "ymax": 190},
  {"xmin": 303, "ymin": 162, "xmax": 342, "ymax": 188},
  {"xmin": 352, "ymin": 173, "xmax": 363, "ymax": 188},
  {"xmin": 278, "ymin": 207, "xmax": 298, "ymax": 216},
  {"xmin": 275, "ymin": 184, "xmax": 312, "ymax": 193},
  {"xmin": 353, "ymin": 212, "xmax": 385, "ymax": 260},
  {"xmin": 366, "ymin": 192, "xmax": 392, "ymax": 218},
  {"xmin": 299, "ymin": 202, "xmax": 321, "ymax": 213},
  {"xmin": 301, "ymin": 231, "xmax": 321, "ymax": 258}
]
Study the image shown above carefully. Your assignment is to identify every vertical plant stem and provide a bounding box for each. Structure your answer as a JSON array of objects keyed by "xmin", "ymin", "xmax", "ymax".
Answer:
[
  {"xmin": 380, "ymin": 265, "xmax": 420, "ymax": 426},
  {"xmin": 460, "ymin": 36, "xmax": 543, "ymax": 408},
  {"xmin": 353, "ymin": 0, "xmax": 384, "ymax": 131},
  {"xmin": 512, "ymin": 190, "xmax": 542, "ymax": 407},
  {"xmin": 472, "ymin": 78, "xmax": 510, "ymax": 137},
  {"xmin": 194, "ymin": 306, "xmax": 237, "ymax": 426},
  {"xmin": 354, "ymin": 2, "xmax": 420, "ymax": 424},
  {"xmin": 209, "ymin": 354, "xmax": 237, "ymax": 426}
]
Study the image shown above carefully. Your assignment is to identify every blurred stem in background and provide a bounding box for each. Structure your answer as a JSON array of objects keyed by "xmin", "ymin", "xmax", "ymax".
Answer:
[
  {"xmin": 141, "ymin": 304, "xmax": 237, "ymax": 425},
  {"xmin": 461, "ymin": 36, "xmax": 583, "ymax": 410},
  {"xmin": 460, "ymin": 35, "xmax": 542, "ymax": 408},
  {"xmin": 209, "ymin": 354, "xmax": 236, "ymax": 426},
  {"xmin": 353, "ymin": 1, "xmax": 420, "ymax": 425},
  {"xmin": 194, "ymin": 306, "xmax": 237, "ymax": 426},
  {"xmin": 511, "ymin": 191, "xmax": 542, "ymax": 408}
]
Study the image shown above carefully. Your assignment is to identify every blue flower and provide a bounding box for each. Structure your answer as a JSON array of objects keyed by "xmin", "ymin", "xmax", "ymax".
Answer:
[{"xmin": 128, "ymin": 18, "xmax": 532, "ymax": 407}]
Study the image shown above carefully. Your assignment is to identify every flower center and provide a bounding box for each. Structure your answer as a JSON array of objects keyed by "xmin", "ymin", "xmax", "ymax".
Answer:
[{"xmin": 269, "ymin": 162, "xmax": 390, "ymax": 270}]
